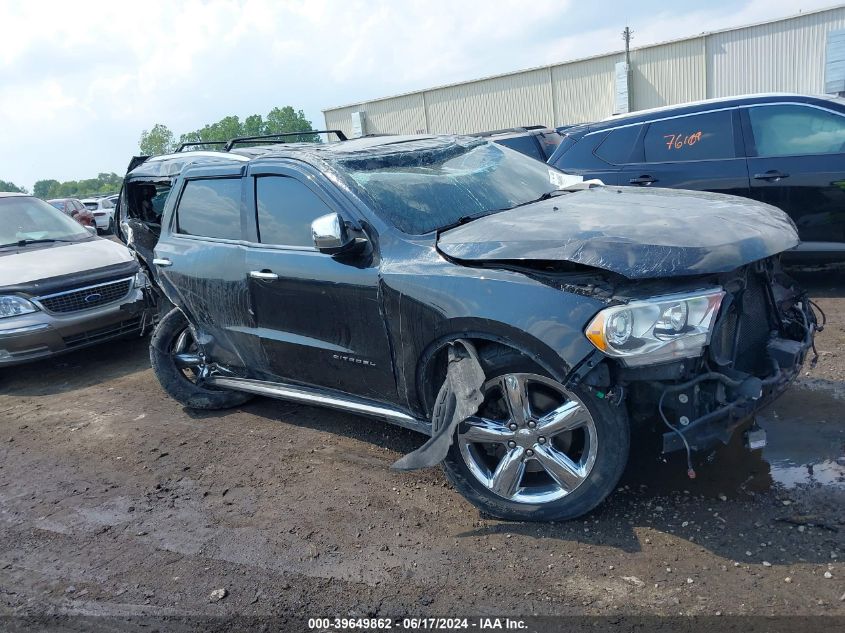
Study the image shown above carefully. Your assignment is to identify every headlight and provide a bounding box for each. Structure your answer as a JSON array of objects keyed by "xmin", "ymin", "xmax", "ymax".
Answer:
[
  {"xmin": 0, "ymin": 296, "xmax": 38, "ymax": 319},
  {"xmin": 585, "ymin": 289, "xmax": 725, "ymax": 367}
]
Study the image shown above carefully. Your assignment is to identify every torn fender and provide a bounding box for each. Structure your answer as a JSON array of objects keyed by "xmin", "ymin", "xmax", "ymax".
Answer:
[{"xmin": 392, "ymin": 339, "xmax": 485, "ymax": 471}]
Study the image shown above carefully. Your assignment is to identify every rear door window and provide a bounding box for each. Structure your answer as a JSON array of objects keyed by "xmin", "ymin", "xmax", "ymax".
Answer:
[
  {"xmin": 748, "ymin": 104, "xmax": 845, "ymax": 157},
  {"xmin": 255, "ymin": 176, "xmax": 333, "ymax": 247},
  {"xmin": 176, "ymin": 178, "xmax": 243, "ymax": 239},
  {"xmin": 643, "ymin": 111, "xmax": 735, "ymax": 162},
  {"xmin": 595, "ymin": 125, "xmax": 642, "ymax": 164}
]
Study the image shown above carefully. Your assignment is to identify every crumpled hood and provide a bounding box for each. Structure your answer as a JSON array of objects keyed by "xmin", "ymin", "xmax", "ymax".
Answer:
[
  {"xmin": 437, "ymin": 187, "xmax": 799, "ymax": 279},
  {"xmin": 0, "ymin": 238, "xmax": 136, "ymax": 287}
]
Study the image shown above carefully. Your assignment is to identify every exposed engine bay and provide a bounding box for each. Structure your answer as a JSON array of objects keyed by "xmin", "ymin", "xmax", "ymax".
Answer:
[{"xmin": 569, "ymin": 257, "xmax": 820, "ymax": 470}]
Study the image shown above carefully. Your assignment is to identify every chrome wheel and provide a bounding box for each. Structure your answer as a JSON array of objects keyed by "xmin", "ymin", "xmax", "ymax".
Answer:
[
  {"xmin": 457, "ymin": 373, "xmax": 598, "ymax": 504},
  {"xmin": 172, "ymin": 327, "xmax": 205, "ymax": 383}
]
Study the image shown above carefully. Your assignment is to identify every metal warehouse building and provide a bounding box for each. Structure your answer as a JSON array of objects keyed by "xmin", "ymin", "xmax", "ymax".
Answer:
[{"xmin": 323, "ymin": 5, "xmax": 845, "ymax": 137}]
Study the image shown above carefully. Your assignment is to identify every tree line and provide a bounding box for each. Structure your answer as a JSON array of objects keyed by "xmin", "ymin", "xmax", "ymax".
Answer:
[
  {"xmin": 3, "ymin": 105, "xmax": 317, "ymax": 199},
  {"xmin": 0, "ymin": 179, "xmax": 27, "ymax": 194},
  {"xmin": 32, "ymin": 173, "xmax": 123, "ymax": 200},
  {"xmin": 2, "ymin": 174, "xmax": 123, "ymax": 199},
  {"xmin": 139, "ymin": 106, "xmax": 319, "ymax": 155}
]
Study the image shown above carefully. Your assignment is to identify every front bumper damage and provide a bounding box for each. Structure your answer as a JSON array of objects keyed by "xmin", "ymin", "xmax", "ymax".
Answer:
[
  {"xmin": 612, "ymin": 262, "xmax": 819, "ymax": 456},
  {"xmin": 569, "ymin": 260, "xmax": 819, "ymax": 460},
  {"xmin": 656, "ymin": 343, "xmax": 809, "ymax": 454}
]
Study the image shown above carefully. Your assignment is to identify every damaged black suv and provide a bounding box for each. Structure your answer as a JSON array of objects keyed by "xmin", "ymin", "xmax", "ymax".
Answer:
[{"xmin": 128, "ymin": 134, "xmax": 817, "ymax": 521}]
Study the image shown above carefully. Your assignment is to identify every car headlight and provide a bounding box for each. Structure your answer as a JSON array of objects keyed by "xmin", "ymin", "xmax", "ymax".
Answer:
[
  {"xmin": 0, "ymin": 295, "xmax": 38, "ymax": 319},
  {"xmin": 585, "ymin": 289, "xmax": 725, "ymax": 367}
]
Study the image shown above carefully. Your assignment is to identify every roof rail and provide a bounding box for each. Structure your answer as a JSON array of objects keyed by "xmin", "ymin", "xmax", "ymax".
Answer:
[
  {"xmin": 223, "ymin": 129, "xmax": 348, "ymax": 151},
  {"xmin": 175, "ymin": 140, "xmax": 228, "ymax": 153},
  {"xmin": 174, "ymin": 130, "xmax": 348, "ymax": 154}
]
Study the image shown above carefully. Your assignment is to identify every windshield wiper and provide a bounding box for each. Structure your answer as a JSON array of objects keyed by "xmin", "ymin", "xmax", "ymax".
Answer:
[
  {"xmin": 499, "ymin": 189, "xmax": 570, "ymax": 212},
  {"xmin": 437, "ymin": 212, "xmax": 493, "ymax": 233},
  {"xmin": 437, "ymin": 190, "xmax": 574, "ymax": 233},
  {"xmin": 0, "ymin": 238, "xmax": 78, "ymax": 248}
]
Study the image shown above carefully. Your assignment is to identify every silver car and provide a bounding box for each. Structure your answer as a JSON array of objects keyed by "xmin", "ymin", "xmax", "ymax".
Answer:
[{"xmin": 0, "ymin": 192, "xmax": 150, "ymax": 366}]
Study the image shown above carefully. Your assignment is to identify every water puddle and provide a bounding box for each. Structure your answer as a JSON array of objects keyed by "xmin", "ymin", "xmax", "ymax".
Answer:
[
  {"xmin": 756, "ymin": 387, "xmax": 844, "ymax": 490},
  {"xmin": 622, "ymin": 385, "xmax": 845, "ymax": 497}
]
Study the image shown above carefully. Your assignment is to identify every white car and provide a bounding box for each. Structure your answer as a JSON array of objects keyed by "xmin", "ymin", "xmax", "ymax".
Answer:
[{"xmin": 80, "ymin": 197, "xmax": 116, "ymax": 234}]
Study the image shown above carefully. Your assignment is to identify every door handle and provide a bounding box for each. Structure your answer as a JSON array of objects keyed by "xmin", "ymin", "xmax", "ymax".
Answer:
[
  {"xmin": 152, "ymin": 258, "xmax": 172, "ymax": 267},
  {"xmin": 753, "ymin": 170, "xmax": 790, "ymax": 181},
  {"xmin": 629, "ymin": 175, "xmax": 657, "ymax": 185},
  {"xmin": 249, "ymin": 270, "xmax": 279, "ymax": 280}
]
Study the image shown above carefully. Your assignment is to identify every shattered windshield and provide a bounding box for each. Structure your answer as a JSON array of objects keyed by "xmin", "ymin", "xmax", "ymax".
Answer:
[{"xmin": 336, "ymin": 141, "xmax": 562, "ymax": 234}]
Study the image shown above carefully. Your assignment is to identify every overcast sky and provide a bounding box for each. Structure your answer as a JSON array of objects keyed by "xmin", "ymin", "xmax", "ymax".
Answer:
[{"xmin": 0, "ymin": 0, "xmax": 839, "ymax": 190}]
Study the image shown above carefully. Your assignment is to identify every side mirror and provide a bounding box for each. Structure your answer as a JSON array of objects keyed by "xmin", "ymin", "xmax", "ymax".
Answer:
[
  {"xmin": 85, "ymin": 225, "xmax": 97, "ymax": 236},
  {"xmin": 311, "ymin": 213, "xmax": 355, "ymax": 255}
]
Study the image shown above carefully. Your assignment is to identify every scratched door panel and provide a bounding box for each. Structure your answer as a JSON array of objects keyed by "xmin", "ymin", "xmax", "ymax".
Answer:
[{"xmin": 245, "ymin": 247, "xmax": 397, "ymax": 400}]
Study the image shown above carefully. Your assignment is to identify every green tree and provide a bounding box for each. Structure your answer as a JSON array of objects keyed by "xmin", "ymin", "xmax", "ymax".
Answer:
[
  {"xmin": 263, "ymin": 106, "xmax": 319, "ymax": 142},
  {"xmin": 242, "ymin": 114, "xmax": 264, "ymax": 137},
  {"xmin": 0, "ymin": 179, "xmax": 27, "ymax": 194},
  {"xmin": 139, "ymin": 123, "xmax": 175, "ymax": 156},
  {"xmin": 33, "ymin": 179, "xmax": 59, "ymax": 198},
  {"xmin": 31, "ymin": 173, "xmax": 122, "ymax": 199},
  {"xmin": 170, "ymin": 105, "xmax": 319, "ymax": 151}
]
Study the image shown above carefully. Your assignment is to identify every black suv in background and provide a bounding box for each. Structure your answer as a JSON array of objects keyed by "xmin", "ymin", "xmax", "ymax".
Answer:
[
  {"xmin": 548, "ymin": 93, "xmax": 845, "ymax": 260},
  {"xmin": 128, "ymin": 134, "xmax": 815, "ymax": 521},
  {"xmin": 477, "ymin": 126, "xmax": 563, "ymax": 161}
]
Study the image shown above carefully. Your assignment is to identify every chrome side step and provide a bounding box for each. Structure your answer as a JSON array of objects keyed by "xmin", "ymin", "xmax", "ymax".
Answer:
[{"xmin": 206, "ymin": 376, "xmax": 431, "ymax": 435}]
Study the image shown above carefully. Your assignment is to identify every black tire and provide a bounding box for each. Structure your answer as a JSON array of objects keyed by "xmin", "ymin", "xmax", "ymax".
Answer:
[
  {"xmin": 149, "ymin": 308, "xmax": 252, "ymax": 410},
  {"xmin": 440, "ymin": 346, "xmax": 629, "ymax": 521}
]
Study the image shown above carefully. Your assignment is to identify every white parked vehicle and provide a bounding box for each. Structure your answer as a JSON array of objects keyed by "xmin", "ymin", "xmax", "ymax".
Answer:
[{"xmin": 80, "ymin": 196, "xmax": 116, "ymax": 234}]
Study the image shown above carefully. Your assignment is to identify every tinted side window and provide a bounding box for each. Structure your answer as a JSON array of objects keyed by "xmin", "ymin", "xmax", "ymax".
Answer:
[
  {"xmin": 748, "ymin": 104, "xmax": 845, "ymax": 157},
  {"xmin": 255, "ymin": 176, "xmax": 333, "ymax": 247},
  {"xmin": 548, "ymin": 133, "xmax": 579, "ymax": 165},
  {"xmin": 553, "ymin": 132, "xmax": 608, "ymax": 170},
  {"xmin": 643, "ymin": 111, "xmax": 735, "ymax": 162},
  {"xmin": 595, "ymin": 125, "xmax": 642, "ymax": 164},
  {"xmin": 494, "ymin": 136, "xmax": 544, "ymax": 161},
  {"xmin": 537, "ymin": 132, "xmax": 562, "ymax": 160},
  {"xmin": 176, "ymin": 178, "xmax": 242, "ymax": 239}
]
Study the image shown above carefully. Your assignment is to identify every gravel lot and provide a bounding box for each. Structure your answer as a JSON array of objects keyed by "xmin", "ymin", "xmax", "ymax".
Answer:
[{"xmin": 0, "ymin": 267, "xmax": 842, "ymax": 625}]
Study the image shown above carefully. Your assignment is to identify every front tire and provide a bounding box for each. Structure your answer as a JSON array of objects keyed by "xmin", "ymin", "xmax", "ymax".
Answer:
[
  {"xmin": 150, "ymin": 308, "xmax": 252, "ymax": 410},
  {"xmin": 440, "ymin": 347, "xmax": 629, "ymax": 521}
]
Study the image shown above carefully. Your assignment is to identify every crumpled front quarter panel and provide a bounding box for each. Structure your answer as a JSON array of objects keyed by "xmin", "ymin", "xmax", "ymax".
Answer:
[{"xmin": 379, "ymin": 237, "xmax": 606, "ymax": 413}]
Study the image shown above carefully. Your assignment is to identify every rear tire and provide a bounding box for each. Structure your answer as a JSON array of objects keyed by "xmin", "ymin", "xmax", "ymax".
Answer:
[
  {"xmin": 440, "ymin": 347, "xmax": 629, "ymax": 521},
  {"xmin": 150, "ymin": 308, "xmax": 252, "ymax": 410}
]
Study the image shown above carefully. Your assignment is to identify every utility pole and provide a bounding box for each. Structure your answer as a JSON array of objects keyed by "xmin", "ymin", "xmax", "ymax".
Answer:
[
  {"xmin": 622, "ymin": 26, "xmax": 633, "ymax": 65},
  {"xmin": 614, "ymin": 26, "xmax": 634, "ymax": 115}
]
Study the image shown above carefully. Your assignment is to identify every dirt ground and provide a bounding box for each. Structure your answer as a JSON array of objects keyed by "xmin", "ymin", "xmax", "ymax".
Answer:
[{"xmin": 0, "ymin": 267, "xmax": 843, "ymax": 627}]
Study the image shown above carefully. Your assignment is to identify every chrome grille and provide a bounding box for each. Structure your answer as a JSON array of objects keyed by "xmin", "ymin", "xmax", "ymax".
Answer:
[{"xmin": 37, "ymin": 278, "xmax": 133, "ymax": 314}]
